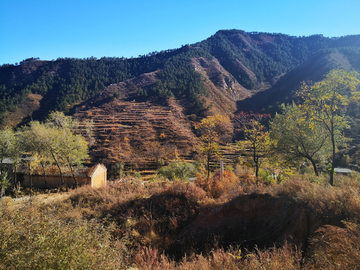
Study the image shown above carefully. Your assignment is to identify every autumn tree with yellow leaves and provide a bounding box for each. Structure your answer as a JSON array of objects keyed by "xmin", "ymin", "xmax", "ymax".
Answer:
[
  {"xmin": 235, "ymin": 112, "xmax": 272, "ymax": 178},
  {"xmin": 194, "ymin": 114, "xmax": 232, "ymax": 179}
]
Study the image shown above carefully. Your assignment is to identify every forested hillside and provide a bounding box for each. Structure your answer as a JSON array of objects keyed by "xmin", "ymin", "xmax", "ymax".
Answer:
[
  {"xmin": 237, "ymin": 46, "xmax": 360, "ymax": 112},
  {"xmin": 1, "ymin": 29, "xmax": 360, "ymax": 127},
  {"xmin": 0, "ymin": 47, "xmax": 212, "ymax": 126},
  {"xmin": 195, "ymin": 30, "xmax": 360, "ymax": 89}
]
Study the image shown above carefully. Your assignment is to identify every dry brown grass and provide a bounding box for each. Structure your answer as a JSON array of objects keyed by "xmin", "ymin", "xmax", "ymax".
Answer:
[
  {"xmin": 306, "ymin": 221, "xmax": 360, "ymax": 269},
  {"xmin": 259, "ymin": 176, "xmax": 360, "ymax": 224},
  {"xmin": 195, "ymin": 170, "xmax": 243, "ymax": 200},
  {"xmin": 67, "ymin": 178, "xmax": 166, "ymax": 217},
  {"xmin": 135, "ymin": 242, "xmax": 302, "ymax": 270},
  {"xmin": 0, "ymin": 198, "xmax": 127, "ymax": 269},
  {"xmin": 2, "ymin": 173, "xmax": 360, "ymax": 269}
]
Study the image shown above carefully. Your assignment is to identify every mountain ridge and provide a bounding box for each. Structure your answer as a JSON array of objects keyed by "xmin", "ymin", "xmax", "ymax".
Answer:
[{"xmin": 1, "ymin": 29, "xmax": 360, "ymax": 167}]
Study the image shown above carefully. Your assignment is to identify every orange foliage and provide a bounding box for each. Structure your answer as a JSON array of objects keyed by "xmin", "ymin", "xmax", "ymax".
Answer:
[{"xmin": 196, "ymin": 170, "xmax": 240, "ymax": 198}]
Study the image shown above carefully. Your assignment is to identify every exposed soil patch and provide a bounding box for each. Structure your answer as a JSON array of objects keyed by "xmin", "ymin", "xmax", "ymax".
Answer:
[
  {"xmin": 111, "ymin": 192, "xmax": 201, "ymax": 252},
  {"xmin": 103, "ymin": 188, "xmax": 326, "ymax": 260},
  {"xmin": 169, "ymin": 193, "xmax": 323, "ymax": 258}
]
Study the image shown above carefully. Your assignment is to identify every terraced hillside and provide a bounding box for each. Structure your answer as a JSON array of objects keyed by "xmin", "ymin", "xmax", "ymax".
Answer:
[
  {"xmin": 69, "ymin": 63, "xmax": 244, "ymax": 173},
  {"xmin": 73, "ymin": 96, "xmax": 200, "ymax": 170}
]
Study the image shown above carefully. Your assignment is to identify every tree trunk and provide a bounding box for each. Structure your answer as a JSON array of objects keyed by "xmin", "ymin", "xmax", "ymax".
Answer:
[
  {"xmin": 253, "ymin": 147, "xmax": 259, "ymax": 178},
  {"xmin": 41, "ymin": 163, "xmax": 47, "ymax": 189},
  {"xmin": 13, "ymin": 166, "xmax": 19, "ymax": 198},
  {"xmin": 309, "ymin": 158, "xmax": 319, "ymax": 176},
  {"xmin": 70, "ymin": 165, "xmax": 78, "ymax": 189},
  {"xmin": 50, "ymin": 151, "xmax": 64, "ymax": 186},
  {"xmin": 207, "ymin": 151, "xmax": 211, "ymax": 180},
  {"xmin": 330, "ymin": 133, "xmax": 336, "ymax": 186},
  {"xmin": 57, "ymin": 164, "xmax": 64, "ymax": 186},
  {"xmin": 30, "ymin": 173, "xmax": 33, "ymax": 198}
]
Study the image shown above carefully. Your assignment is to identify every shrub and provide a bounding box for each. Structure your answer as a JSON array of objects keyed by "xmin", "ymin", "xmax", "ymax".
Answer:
[
  {"xmin": 4, "ymin": 174, "xmax": 360, "ymax": 269},
  {"xmin": 158, "ymin": 161, "xmax": 196, "ymax": 181},
  {"xmin": 112, "ymin": 162, "xmax": 124, "ymax": 178},
  {"xmin": 133, "ymin": 171, "xmax": 142, "ymax": 179},
  {"xmin": 0, "ymin": 202, "xmax": 126, "ymax": 269},
  {"xmin": 196, "ymin": 170, "xmax": 241, "ymax": 199},
  {"xmin": 258, "ymin": 169, "xmax": 276, "ymax": 184},
  {"xmin": 113, "ymin": 92, "xmax": 121, "ymax": 99},
  {"xmin": 164, "ymin": 181, "xmax": 206, "ymax": 202}
]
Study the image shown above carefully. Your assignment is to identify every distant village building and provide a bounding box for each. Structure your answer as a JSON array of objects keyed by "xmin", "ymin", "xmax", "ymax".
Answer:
[
  {"xmin": 334, "ymin": 167, "xmax": 352, "ymax": 174},
  {"xmin": 2, "ymin": 161, "xmax": 107, "ymax": 189}
]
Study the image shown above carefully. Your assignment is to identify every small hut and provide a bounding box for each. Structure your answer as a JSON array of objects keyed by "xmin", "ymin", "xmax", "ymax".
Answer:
[{"xmin": 19, "ymin": 164, "xmax": 107, "ymax": 189}]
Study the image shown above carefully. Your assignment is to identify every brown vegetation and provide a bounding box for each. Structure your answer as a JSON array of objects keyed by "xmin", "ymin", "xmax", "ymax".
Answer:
[
  {"xmin": 73, "ymin": 92, "xmax": 200, "ymax": 170},
  {"xmin": 2, "ymin": 172, "xmax": 360, "ymax": 269}
]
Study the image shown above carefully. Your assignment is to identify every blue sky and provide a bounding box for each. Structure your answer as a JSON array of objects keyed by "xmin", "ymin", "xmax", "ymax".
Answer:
[{"xmin": 1, "ymin": 0, "xmax": 360, "ymax": 65}]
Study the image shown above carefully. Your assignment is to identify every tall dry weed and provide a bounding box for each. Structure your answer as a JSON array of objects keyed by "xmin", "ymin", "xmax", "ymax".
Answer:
[
  {"xmin": 0, "ymin": 200, "xmax": 126, "ymax": 269},
  {"xmin": 307, "ymin": 221, "xmax": 360, "ymax": 269},
  {"xmin": 262, "ymin": 177, "xmax": 360, "ymax": 223},
  {"xmin": 134, "ymin": 243, "xmax": 301, "ymax": 270},
  {"xmin": 195, "ymin": 170, "xmax": 241, "ymax": 199}
]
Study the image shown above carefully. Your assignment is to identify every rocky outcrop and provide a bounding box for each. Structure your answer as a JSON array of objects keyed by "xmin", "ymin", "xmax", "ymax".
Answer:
[{"xmin": 192, "ymin": 57, "xmax": 251, "ymax": 101}]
